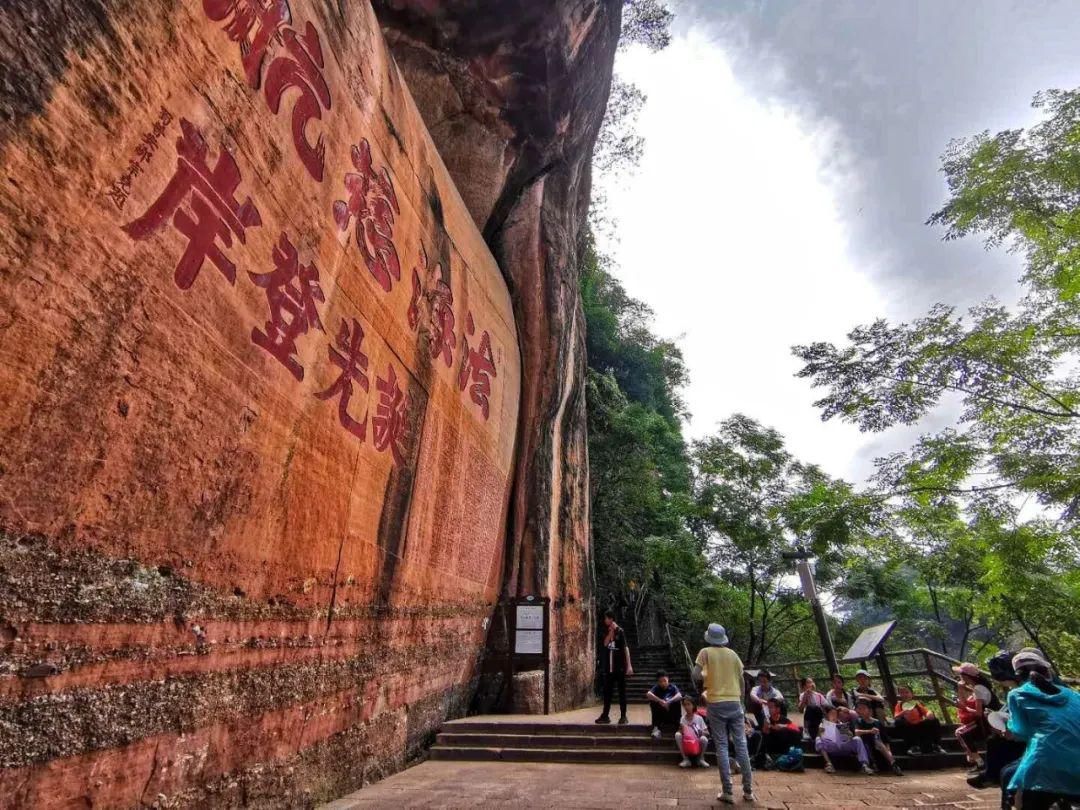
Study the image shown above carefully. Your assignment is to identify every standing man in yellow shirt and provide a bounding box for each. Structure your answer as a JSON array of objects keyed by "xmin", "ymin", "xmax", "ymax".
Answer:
[{"xmin": 694, "ymin": 624, "xmax": 756, "ymax": 804}]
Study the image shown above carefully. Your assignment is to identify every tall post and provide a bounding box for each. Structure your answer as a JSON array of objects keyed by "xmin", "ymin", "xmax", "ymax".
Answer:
[{"xmin": 785, "ymin": 552, "xmax": 839, "ymax": 677}]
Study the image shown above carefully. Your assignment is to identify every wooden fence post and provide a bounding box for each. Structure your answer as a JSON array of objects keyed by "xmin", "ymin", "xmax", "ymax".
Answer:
[{"xmin": 923, "ymin": 650, "xmax": 951, "ymax": 722}]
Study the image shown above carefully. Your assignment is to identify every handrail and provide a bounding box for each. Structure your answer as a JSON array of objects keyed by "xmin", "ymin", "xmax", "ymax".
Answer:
[
  {"xmin": 664, "ymin": 622, "xmax": 697, "ymax": 679},
  {"xmin": 681, "ymin": 640, "xmax": 695, "ymax": 679}
]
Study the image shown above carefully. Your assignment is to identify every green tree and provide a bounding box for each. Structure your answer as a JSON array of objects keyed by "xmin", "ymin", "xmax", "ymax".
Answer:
[
  {"xmin": 691, "ymin": 415, "xmax": 875, "ymax": 664},
  {"xmin": 794, "ymin": 85, "xmax": 1080, "ymax": 675}
]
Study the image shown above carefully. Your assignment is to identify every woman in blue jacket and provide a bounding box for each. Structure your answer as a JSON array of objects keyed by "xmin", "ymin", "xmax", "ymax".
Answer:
[{"xmin": 1004, "ymin": 649, "xmax": 1080, "ymax": 809}]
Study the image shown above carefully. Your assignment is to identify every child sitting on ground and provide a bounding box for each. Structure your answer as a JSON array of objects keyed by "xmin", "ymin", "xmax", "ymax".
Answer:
[
  {"xmin": 815, "ymin": 706, "xmax": 874, "ymax": 775},
  {"xmin": 853, "ymin": 700, "xmax": 903, "ymax": 775},
  {"xmin": 675, "ymin": 696, "xmax": 710, "ymax": 769}
]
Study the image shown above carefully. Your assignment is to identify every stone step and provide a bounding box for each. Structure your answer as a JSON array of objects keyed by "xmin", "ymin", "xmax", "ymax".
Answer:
[
  {"xmin": 437, "ymin": 730, "xmax": 965, "ymax": 755},
  {"xmin": 437, "ymin": 732, "xmax": 676, "ymax": 749},
  {"xmin": 429, "ymin": 745, "xmax": 968, "ymax": 771},
  {"xmin": 445, "ymin": 721, "xmax": 653, "ymax": 735}
]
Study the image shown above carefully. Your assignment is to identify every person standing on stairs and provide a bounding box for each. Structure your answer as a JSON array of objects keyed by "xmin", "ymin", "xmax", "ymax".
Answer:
[
  {"xmin": 596, "ymin": 609, "xmax": 633, "ymax": 725},
  {"xmin": 694, "ymin": 623, "xmax": 756, "ymax": 805}
]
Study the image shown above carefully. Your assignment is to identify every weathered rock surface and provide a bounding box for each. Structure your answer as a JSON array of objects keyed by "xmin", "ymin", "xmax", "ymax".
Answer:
[
  {"xmin": 0, "ymin": 0, "xmax": 527, "ymax": 806},
  {"xmin": 374, "ymin": 0, "xmax": 622, "ymax": 712}
]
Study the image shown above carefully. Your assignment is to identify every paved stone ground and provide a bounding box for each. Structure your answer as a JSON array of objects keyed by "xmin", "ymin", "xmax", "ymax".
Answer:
[{"xmin": 322, "ymin": 761, "xmax": 999, "ymax": 809}]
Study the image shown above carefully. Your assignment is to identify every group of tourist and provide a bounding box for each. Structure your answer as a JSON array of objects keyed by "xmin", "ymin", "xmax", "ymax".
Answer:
[{"xmin": 596, "ymin": 611, "xmax": 1080, "ymax": 807}]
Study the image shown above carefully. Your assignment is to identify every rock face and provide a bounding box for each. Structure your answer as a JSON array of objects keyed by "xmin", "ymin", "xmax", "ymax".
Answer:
[
  {"xmin": 0, "ymin": 0, "xmax": 527, "ymax": 806},
  {"xmin": 373, "ymin": 0, "xmax": 622, "ymax": 712},
  {"xmin": 0, "ymin": 0, "xmax": 620, "ymax": 804}
]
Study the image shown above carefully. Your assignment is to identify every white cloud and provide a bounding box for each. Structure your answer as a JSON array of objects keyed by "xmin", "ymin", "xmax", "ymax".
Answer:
[{"xmin": 596, "ymin": 33, "xmax": 894, "ymax": 482}]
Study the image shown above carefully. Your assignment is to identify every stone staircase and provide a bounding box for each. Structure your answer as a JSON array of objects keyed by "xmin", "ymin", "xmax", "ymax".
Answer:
[
  {"xmin": 430, "ymin": 717, "xmax": 969, "ymax": 772},
  {"xmin": 625, "ymin": 644, "xmax": 694, "ymax": 703}
]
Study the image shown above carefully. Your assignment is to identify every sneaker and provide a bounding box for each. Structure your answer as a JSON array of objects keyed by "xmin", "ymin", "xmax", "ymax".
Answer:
[
  {"xmin": 967, "ymin": 772, "xmax": 990, "ymax": 789},
  {"xmin": 651, "ymin": 726, "xmax": 661, "ymax": 739},
  {"xmin": 824, "ymin": 762, "xmax": 836, "ymax": 774},
  {"xmin": 595, "ymin": 715, "xmax": 611, "ymax": 724},
  {"xmin": 929, "ymin": 744, "xmax": 946, "ymax": 755},
  {"xmin": 617, "ymin": 715, "xmax": 629, "ymax": 725},
  {"xmin": 861, "ymin": 764, "xmax": 875, "ymax": 776},
  {"xmin": 892, "ymin": 762, "xmax": 904, "ymax": 776},
  {"xmin": 718, "ymin": 793, "xmax": 735, "ymax": 805},
  {"xmin": 679, "ymin": 757, "xmax": 691, "ymax": 768},
  {"xmin": 698, "ymin": 757, "xmax": 710, "ymax": 768},
  {"xmin": 743, "ymin": 793, "xmax": 758, "ymax": 804},
  {"xmin": 907, "ymin": 746, "xmax": 921, "ymax": 756}
]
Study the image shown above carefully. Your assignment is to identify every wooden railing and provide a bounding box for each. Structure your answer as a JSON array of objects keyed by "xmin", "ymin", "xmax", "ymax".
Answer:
[{"xmin": 756, "ymin": 648, "xmax": 967, "ymax": 722}]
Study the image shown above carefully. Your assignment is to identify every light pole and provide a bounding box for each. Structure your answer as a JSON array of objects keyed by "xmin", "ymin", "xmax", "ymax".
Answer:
[{"xmin": 782, "ymin": 548, "xmax": 839, "ymax": 676}]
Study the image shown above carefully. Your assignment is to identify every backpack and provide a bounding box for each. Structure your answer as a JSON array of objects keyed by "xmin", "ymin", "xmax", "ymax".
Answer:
[{"xmin": 774, "ymin": 745, "xmax": 804, "ymax": 772}]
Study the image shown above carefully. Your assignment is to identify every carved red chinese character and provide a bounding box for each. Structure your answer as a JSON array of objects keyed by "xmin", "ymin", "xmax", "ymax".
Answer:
[
  {"xmin": 122, "ymin": 118, "xmax": 262, "ymax": 290},
  {"xmin": 249, "ymin": 232, "xmax": 325, "ymax": 381},
  {"xmin": 458, "ymin": 312, "xmax": 497, "ymax": 420},
  {"xmin": 264, "ymin": 21, "xmax": 330, "ymax": 181},
  {"xmin": 372, "ymin": 363, "xmax": 410, "ymax": 467},
  {"xmin": 332, "ymin": 139, "xmax": 401, "ymax": 293},
  {"xmin": 203, "ymin": 0, "xmax": 290, "ymax": 88},
  {"xmin": 315, "ymin": 319, "xmax": 370, "ymax": 440}
]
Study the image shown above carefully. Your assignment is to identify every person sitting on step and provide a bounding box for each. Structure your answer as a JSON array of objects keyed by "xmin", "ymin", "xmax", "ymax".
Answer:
[
  {"xmin": 999, "ymin": 648, "xmax": 1080, "ymax": 810},
  {"xmin": 815, "ymin": 706, "xmax": 874, "ymax": 775},
  {"xmin": 798, "ymin": 677, "xmax": 830, "ymax": 741},
  {"xmin": 851, "ymin": 669, "xmax": 889, "ymax": 723},
  {"xmin": 951, "ymin": 662, "xmax": 999, "ymax": 773},
  {"xmin": 826, "ymin": 672, "xmax": 851, "ymax": 709},
  {"xmin": 749, "ymin": 670, "xmax": 784, "ymax": 729},
  {"xmin": 892, "ymin": 684, "xmax": 945, "ymax": 755},
  {"xmin": 647, "ymin": 670, "xmax": 683, "ymax": 738},
  {"xmin": 761, "ymin": 697, "xmax": 802, "ymax": 767},
  {"xmin": 853, "ymin": 700, "xmax": 903, "ymax": 775},
  {"xmin": 675, "ymin": 696, "xmax": 711, "ymax": 769}
]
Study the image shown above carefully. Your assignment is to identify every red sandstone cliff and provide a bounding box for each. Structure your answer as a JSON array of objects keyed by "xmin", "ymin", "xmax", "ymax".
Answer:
[
  {"xmin": 373, "ymin": 0, "xmax": 621, "ymax": 713},
  {"xmin": 0, "ymin": 0, "xmax": 620, "ymax": 805}
]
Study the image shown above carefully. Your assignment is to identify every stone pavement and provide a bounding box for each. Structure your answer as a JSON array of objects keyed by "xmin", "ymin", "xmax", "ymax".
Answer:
[{"xmin": 321, "ymin": 761, "xmax": 999, "ymax": 809}]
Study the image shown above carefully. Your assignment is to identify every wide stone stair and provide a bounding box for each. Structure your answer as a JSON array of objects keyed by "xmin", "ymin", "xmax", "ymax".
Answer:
[
  {"xmin": 430, "ymin": 717, "xmax": 969, "ymax": 771},
  {"xmin": 624, "ymin": 644, "xmax": 694, "ymax": 703}
]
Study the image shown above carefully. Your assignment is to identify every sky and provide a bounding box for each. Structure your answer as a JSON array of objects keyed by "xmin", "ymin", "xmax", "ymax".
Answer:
[{"xmin": 595, "ymin": 0, "xmax": 1080, "ymax": 483}]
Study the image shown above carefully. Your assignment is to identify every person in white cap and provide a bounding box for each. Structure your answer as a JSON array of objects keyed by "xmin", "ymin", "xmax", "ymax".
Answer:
[
  {"xmin": 1001, "ymin": 649, "xmax": 1080, "ymax": 809},
  {"xmin": 851, "ymin": 669, "xmax": 888, "ymax": 723},
  {"xmin": 693, "ymin": 623, "xmax": 756, "ymax": 804}
]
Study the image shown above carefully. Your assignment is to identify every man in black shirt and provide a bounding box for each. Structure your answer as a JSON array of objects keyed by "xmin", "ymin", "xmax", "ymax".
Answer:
[
  {"xmin": 596, "ymin": 610, "xmax": 633, "ymax": 724},
  {"xmin": 646, "ymin": 670, "xmax": 683, "ymax": 737}
]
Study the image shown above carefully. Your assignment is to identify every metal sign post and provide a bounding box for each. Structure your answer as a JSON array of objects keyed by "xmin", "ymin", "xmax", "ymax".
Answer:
[{"xmin": 783, "ymin": 549, "xmax": 839, "ymax": 676}]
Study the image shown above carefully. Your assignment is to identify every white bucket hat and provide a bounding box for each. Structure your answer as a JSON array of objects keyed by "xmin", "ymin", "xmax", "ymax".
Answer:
[{"xmin": 704, "ymin": 623, "xmax": 729, "ymax": 646}]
